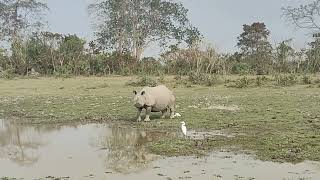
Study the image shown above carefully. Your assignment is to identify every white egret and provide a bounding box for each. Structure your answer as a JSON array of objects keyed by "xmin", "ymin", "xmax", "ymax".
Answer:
[{"xmin": 180, "ymin": 121, "xmax": 187, "ymax": 137}]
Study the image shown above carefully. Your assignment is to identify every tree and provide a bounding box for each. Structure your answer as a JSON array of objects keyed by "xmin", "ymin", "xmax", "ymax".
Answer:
[
  {"xmin": 237, "ymin": 22, "xmax": 273, "ymax": 74},
  {"xmin": 35, "ymin": 32, "xmax": 63, "ymax": 73},
  {"xmin": 0, "ymin": 48, "xmax": 8, "ymax": 71},
  {"xmin": 0, "ymin": 0, "xmax": 48, "ymax": 74},
  {"xmin": 0, "ymin": 0, "xmax": 48, "ymax": 41},
  {"xmin": 275, "ymin": 39, "xmax": 295, "ymax": 73},
  {"xmin": 58, "ymin": 35, "xmax": 86, "ymax": 75},
  {"xmin": 306, "ymin": 33, "xmax": 320, "ymax": 73},
  {"xmin": 89, "ymin": 0, "xmax": 202, "ymax": 60},
  {"xmin": 283, "ymin": 0, "xmax": 320, "ymax": 32},
  {"xmin": 24, "ymin": 32, "xmax": 62, "ymax": 74},
  {"xmin": 284, "ymin": 1, "xmax": 320, "ymax": 73}
]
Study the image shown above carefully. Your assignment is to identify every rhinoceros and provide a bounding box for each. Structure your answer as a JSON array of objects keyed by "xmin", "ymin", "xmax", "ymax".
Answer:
[{"xmin": 133, "ymin": 85, "xmax": 176, "ymax": 122}]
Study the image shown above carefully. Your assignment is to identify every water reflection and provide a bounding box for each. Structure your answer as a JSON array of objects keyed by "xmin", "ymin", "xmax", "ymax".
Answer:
[
  {"xmin": 0, "ymin": 120, "xmax": 83, "ymax": 167},
  {"xmin": 95, "ymin": 125, "xmax": 170, "ymax": 173},
  {"xmin": 0, "ymin": 119, "xmax": 171, "ymax": 179},
  {"xmin": 0, "ymin": 119, "xmax": 44, "ymax": 166}
]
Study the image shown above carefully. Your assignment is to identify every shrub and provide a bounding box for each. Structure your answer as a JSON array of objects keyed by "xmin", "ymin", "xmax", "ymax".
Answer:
[
  {"xmin": 54, "ymin": 66, "xmax": 72, "ymax": 78},
  {"xmin": 126, "ymin": 75, "xmax": 158, "ymax": 87},
  {"xmin": 226, "ymin": 76, "xmax": 251, "ymax": 88},
  {"xmin": 119, "ymin": 67, "xmax": 133, "ymax": 76},
  {"xmin": 161, "ymin": 45, "xmax": 221, "ymax": 75},
  {"xmin": 158, "ymin": 74, "xmax": 165, "ymax": 83},
  {"xmin": 274, "ymin": 74, "xmax": 297, "ymax": 86},
  {"xmin": 301, "ymin": 75, "xmax": 312, "ymax": 85},
  {"xmin": 174, "ymin": 75, "xmax": 182, "ymax": 81},
  {"xmin": 0, "ymin": 69, "xmax": 15, "ymax": 79},
  {"xmin": 205, "ymin": 75, "xmax": 220, "ymax": 86},
  {"xmin": 137, "ymin": 57, "xmax": 164, "ymax": 76},
  {"xmin": 231, "ymin": 63, "xmax": 251, "ymax": 75},
  {"xmin": 188, "ymin": 72, "xmax": 219, "ymax": 86},
  {"xmin": 235, "ymin": 76, "xmax": 250, "ymax": 88},
  {"xmin": 256, "ymin": 76, "xmax": 263, "ymax": 86},
  {"xmin": 255, "ymin": 76, "xmax": 269, "ymax": 86}
]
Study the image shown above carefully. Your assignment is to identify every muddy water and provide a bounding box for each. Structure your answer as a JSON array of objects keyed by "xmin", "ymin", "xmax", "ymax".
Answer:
[
  {"xmin": 0, "ymin": 119, "xmax": 320, "ymax": 180},
  {"xmin": 0, "ymin": 119, "xmax": 165, "ymax": 179}
]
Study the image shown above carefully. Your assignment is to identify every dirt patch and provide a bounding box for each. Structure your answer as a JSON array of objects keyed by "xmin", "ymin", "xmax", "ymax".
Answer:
[
  {"xmin": 188, "ymin": 104, "xmax": 240, "ymax": 111},
  {"xmin": 188, "ymin": 130, "xmax": 236, "ymax": 139},
  {"xmin": 188, "ymin": 105, "xmax": 199, "ymax": 109},
  {"xmin": 203, "ymin": 104, "xmax": 240, "ymax": 111}
]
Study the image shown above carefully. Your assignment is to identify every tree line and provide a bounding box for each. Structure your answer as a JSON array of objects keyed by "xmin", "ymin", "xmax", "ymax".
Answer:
[{"xmin": 0, "ymin": 0, "xmax": 320, "ymax": 78}]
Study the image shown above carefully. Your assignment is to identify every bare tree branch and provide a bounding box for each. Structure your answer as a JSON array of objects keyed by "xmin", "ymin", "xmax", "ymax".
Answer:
[{"xmin": 283, "ymin": 0, "xmax": 320, "ymax": 31}]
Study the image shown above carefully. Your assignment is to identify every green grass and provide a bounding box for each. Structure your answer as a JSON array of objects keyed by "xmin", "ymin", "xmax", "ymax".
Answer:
[{"xmin": 0, "ymin": 75, "xmax": 320, "ymax": 163}]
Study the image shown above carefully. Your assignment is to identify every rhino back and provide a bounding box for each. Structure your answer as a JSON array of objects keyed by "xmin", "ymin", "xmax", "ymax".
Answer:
[{"xmin": 145, "ymin": 85, "xmax": 175, "ymax": 111}]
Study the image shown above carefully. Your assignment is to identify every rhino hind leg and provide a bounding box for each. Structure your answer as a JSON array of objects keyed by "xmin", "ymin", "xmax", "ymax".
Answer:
[
  {"xmin": 161, "ymin": 108, "xmax": 169, "ymax": 119},
  {"xmin": 161, "ymin": 110, "xmax": 166, "ymax": 119},
  {"xmin": 169, "ymin": 105, "xmax": 175, "ymax": 119}
]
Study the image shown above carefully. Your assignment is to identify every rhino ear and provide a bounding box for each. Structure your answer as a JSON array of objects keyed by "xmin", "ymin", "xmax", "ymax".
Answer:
[
  {"xmin": 141, "ymin": 91, "xmax": 145, "ymax": 95},
  {"xmin": 133, "ymin": 90, "xmax": 137, "ymax": 95}
]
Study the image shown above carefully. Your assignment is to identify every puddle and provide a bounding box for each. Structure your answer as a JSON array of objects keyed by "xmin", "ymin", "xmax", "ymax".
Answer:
[
  {"xmin": 110, "ymin": 152, "xmax": 320, "ymax": 180},
  {"xmin": 0, "ymin": 119, "xmax": 166, "ymax": 179},
  {"xmin": 0, "ymin": 119, "xmax": 320, "ymax": 180}
]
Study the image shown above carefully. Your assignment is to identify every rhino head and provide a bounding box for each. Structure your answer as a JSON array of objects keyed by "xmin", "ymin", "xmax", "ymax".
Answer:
[{"xmin": 133, "ymin": 90, "xmax": 146, "ymax": 108}]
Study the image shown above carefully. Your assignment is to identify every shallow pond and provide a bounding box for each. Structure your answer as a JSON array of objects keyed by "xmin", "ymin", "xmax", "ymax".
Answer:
[{"xmin": 0, "ymin": 119, "xmax": 320, "ymax": 180}]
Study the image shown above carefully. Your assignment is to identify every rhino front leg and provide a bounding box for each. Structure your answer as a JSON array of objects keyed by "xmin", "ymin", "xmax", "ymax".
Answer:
[
  {"xmin": 169, "ymin": 105, "xmax": 175, "ymax": 119},
  {"xmin": 144, "ymin": 106, "xmax": 151, "ymax": 122},
  {"xmin": 136, "ymin": 108, "xmax": 143, "ymax": 122}
]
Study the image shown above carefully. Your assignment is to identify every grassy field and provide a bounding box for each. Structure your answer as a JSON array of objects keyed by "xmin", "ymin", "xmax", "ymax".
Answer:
[{"xmin": 0, "ymin": 75, "xmax": 320, "ymax": 163}]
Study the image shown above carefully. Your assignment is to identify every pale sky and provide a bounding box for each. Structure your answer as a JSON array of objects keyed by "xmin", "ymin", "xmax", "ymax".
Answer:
[{"xmin": 46, "ymin": 0, "xmax": 314, "ymax": 56}]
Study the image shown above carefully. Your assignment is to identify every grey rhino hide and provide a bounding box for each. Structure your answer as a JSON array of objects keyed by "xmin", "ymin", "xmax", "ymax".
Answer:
[{"xmin": 133, "ymin": 85, "xmax": 176, "ymax": 122}]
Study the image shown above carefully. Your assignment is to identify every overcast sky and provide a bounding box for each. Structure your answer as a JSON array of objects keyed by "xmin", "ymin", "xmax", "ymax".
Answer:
[{"xmin": 46, "ymin": 0, "xmax": 314, "ymax": 56}]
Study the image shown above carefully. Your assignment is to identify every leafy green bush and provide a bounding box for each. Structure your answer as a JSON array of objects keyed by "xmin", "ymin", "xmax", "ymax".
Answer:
[
  {"xmin": 231, "ymin": 63, "xmax": 251, "ymax": 75},
  {"xmin": 235, "ymin": 76, "xmax": 250, "ymax": 88},
  {"xmin": 188, "ymin": 72, "xmax": 219, "ymax": 86},
  {"xmin": 0, "ymin": 69, "xmax": 15, "ymax": 79},
  {"xmin": 255, "ymin": 76, "xmax": 269, "ymax": 86},
  {"xmin": 226, "ymin": 76, "xmax": 251, "ymax": 88},
  {"xmin": 174, "ymin": 74, "xmax": 182, "ymax": 81},
  {"xmin": 205, "ymin": 75, "xmax": 220, "ymax": 86},
  {"xmin": 301, "ymin": 75, "xmax": 312, "ymax": 85},
  {"xmin": 54, "ymin": 66, "xmax": 73, "ymax": 78},
  {"xmin": 274, "ymin": 74, "xmax": 297, "ymax": 86},
  {"xmin": 158, "ymin": 74, "xmax": 165, "ymax": 83},
  {"xmin": 256, "ymin": 76, "xmax": 263, "ymax": 86},
  {"xmin": 173, "ymin": 75, "xmax": 192, "ymax": 87},
  {"xmin": 126, "ymin": 75, "xmax": 158, "ymax": 87},
  {"xmin": 119, "ymin": 67, "xmax": 133, "ymax": 76}
]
